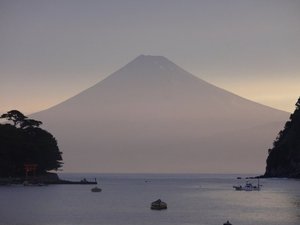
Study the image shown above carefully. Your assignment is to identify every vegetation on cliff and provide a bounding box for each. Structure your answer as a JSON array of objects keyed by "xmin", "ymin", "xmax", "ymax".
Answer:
[
  {"xmin": 0, "ymin": 110, "xmax": 63, "ymax": 177},
  {"xmin": 264, "ymin": 97, "xmax": 300, "ymax": 178}
]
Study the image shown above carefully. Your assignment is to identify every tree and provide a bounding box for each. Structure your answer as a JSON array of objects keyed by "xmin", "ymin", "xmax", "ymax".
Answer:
[
  {"xmin": 0, "ymin": 110, "xmax": 27, "ymax": 127},
  {"xmin": 0, "ymin": 110, "xmax": 63, "ymax": 177},
  {"xmin": 20, "ymin": 119, "xmax": 43, "ymax": 129},
  {"xmin": 0, "ymin": 110, "xmax": 42, "ymax": 129},
  {"xmin": 265, "ymin": 97, "xmax": 300, "ymax": 178}
]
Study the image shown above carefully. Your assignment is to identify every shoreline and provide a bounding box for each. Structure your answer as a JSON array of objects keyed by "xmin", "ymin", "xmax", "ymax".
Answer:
[{"xmin": 0, "ymin": 173, "xmax": 97, "ymax": 185}]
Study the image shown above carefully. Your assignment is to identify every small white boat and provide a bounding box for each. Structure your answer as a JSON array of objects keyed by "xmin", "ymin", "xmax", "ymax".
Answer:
[{"xmin": 91, "ymin": 186, "xmax": 102, "ymax": 192}]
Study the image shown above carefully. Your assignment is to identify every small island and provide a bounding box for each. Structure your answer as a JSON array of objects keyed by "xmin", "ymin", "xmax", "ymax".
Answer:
[
  {"xmin": 263, "ymin": 97, "xmax": 300, "ymax": 178},
  {"xmin": 0, "ymin": 110, "xmax": 95, "ymax": 185}
]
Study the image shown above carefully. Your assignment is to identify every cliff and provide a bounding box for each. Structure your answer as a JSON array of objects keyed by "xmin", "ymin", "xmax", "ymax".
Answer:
[{"xmin": 264, "ymin": 97, "xmax": 300, "ymax": 178}]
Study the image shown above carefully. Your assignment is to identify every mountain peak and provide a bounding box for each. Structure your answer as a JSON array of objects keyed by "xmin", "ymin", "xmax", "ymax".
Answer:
[
  {"xmin": 103, "ymin": 54, "xmax": 201, "ymax": 88},
  {"xmin": 135, "ymin": 54, "xmax": 169, "ymax": 61},
  {"xmin": 126, "ymin": 54, "xmax": 177, "ymax": 71}
]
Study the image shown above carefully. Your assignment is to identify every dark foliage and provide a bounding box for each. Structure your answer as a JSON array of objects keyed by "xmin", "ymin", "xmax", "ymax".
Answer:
[
  {"xmin": 0, "ymin": 110, "xmax": 63, "ymax": 177},
  {"xmin": 0, "ymin": 110, "xmax": 42, "ymax": 129},
  {"xmin": 265, "ymin": 97, "xmax": 300, "ymax": 178}
]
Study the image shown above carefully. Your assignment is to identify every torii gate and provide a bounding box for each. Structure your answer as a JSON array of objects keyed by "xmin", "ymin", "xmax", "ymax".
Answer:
[{"xmin": 24, "ymin": 164, "xmax": 38, "ymax": 178}]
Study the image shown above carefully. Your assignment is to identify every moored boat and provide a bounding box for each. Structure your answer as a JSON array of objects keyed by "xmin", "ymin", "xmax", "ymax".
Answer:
[
  {"xmin": 233, "ymin": 179, "xmax": 262, "ymax": 191},
  {"xmin": 151, "ymin": 199, "xmax": 167, "ymax": 210},
  {"xmin": 91, "ymin": 186, "xmax": 102, "ymax": 192}
]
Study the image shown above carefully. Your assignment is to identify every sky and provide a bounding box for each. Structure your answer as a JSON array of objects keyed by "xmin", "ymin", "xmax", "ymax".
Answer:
[{"xmin": 0, "ymin": 0, "xmax": 299, "ymax": 115}]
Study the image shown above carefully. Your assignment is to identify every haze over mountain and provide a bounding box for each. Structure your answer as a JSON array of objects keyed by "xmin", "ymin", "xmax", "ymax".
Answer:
[{"xmin": 32, "ymin": 55, "xmax": 288, "ymax": 173}]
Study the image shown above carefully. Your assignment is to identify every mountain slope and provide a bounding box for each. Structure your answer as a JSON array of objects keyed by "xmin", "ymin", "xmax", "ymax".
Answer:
[{"xmin": 32, "ymin": 55, "xmax": 288, "ymax": 173}]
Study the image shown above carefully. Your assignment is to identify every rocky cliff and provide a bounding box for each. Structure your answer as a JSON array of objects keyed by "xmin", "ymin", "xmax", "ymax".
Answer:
[{"xmin": 264, "ymin": 97, "xmax": 300, "ymax": 178}]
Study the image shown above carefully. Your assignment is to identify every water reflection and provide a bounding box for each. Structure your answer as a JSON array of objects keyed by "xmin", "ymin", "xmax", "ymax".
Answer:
[{"xmin": 267, "ymin": 178, "xmax": 300, "ymax": 224}]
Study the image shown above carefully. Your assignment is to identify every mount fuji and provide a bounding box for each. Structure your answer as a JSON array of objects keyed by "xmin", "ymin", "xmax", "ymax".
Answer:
[{"xmin": 32, "ymin": 55, "xmax": 288, "ymax": 173}]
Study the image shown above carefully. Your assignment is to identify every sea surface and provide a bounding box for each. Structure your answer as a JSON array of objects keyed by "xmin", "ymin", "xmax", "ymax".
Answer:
[{"xmin": 0, "ymin": 173, "xmax": 299, "ymax": 225}]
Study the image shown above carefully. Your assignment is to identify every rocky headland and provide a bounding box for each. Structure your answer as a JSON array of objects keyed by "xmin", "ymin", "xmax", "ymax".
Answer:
[{"xmin": 263, "ymin": 97, "xmax": 300, "ymax": 178}]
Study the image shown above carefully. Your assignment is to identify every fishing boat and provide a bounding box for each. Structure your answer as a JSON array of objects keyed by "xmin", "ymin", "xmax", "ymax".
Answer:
[{"xmin": 233, "ymin": 179, "xmax": 261, "ymax": 191}]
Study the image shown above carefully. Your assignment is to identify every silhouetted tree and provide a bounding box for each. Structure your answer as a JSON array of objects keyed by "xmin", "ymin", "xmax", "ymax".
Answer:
[
  {"xmin": 0, "ymin": 110, "xmax": 62, "ymax": 177},
  {"xmin": 20, "ymin": 119, "xmax": 43, "ymax": 129},
  {"xmin": 265, "ymin": 97, "xmax": 300, "ymax": 178},
  {"xmin": 0, "ymin": 110, "xmax": 27, "ymax": 127},
  {"xmin": 0, "ymin": 110, "xmax": 42, "ymax": 129}
]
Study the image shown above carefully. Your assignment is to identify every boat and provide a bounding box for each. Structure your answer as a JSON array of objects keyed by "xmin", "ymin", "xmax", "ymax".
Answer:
[
  {"xmin": 233, "ymin": 179, "xmax": 262, "ymax": 191},
  {"xmin": 90, "ymin": 178, "xmax": 102, "ymax": 192},
  {"xmin": 91, "ymin": 186, "xmax": 102, "ymax": 192},
  {"xmin": 151, "ymin": 199, "xmax": 167, "ymax": 210}
]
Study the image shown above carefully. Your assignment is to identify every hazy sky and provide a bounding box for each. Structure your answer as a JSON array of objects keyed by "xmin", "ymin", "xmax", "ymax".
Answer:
[{"xmin": 1, "ymin": 0, "xmax": 299, "ymax": 115}]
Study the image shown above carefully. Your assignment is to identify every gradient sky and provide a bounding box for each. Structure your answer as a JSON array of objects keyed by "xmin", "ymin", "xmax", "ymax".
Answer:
[{"xmin": 1, "ymin": 0, "xmax": 299, "ymax": 115}]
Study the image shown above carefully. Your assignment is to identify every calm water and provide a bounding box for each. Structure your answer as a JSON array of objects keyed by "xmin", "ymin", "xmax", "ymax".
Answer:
[{"xmin": 0, "ymin": 173, "xmax": 299, "ymax": 225}]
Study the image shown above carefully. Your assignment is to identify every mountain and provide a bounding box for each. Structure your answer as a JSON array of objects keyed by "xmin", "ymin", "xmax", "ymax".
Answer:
[{"xmin": 32, "ymin": 55, "xmax": 289, "ymax": 173}]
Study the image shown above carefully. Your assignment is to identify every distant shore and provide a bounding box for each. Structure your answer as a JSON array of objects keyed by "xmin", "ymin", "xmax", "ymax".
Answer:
[{"xmin": 0, "ymin": 172, "xmax": 97, "ymax": 185}]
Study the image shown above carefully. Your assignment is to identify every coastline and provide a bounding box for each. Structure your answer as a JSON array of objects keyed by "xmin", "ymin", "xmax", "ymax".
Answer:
[{"xmin": 0, "ymin": 172, "xmax": 97, "ymax": 185}]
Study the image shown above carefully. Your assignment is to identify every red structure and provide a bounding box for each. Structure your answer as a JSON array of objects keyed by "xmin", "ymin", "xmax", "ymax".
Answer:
[{"xmin": 24, "ymin": 164, "xmax": 38, "ymax": 177}]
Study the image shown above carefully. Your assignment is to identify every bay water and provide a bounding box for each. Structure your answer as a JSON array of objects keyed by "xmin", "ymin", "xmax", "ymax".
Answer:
[{"xmin": 0, "ymin": 173, "xmax": 299, "ymax": 225}]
